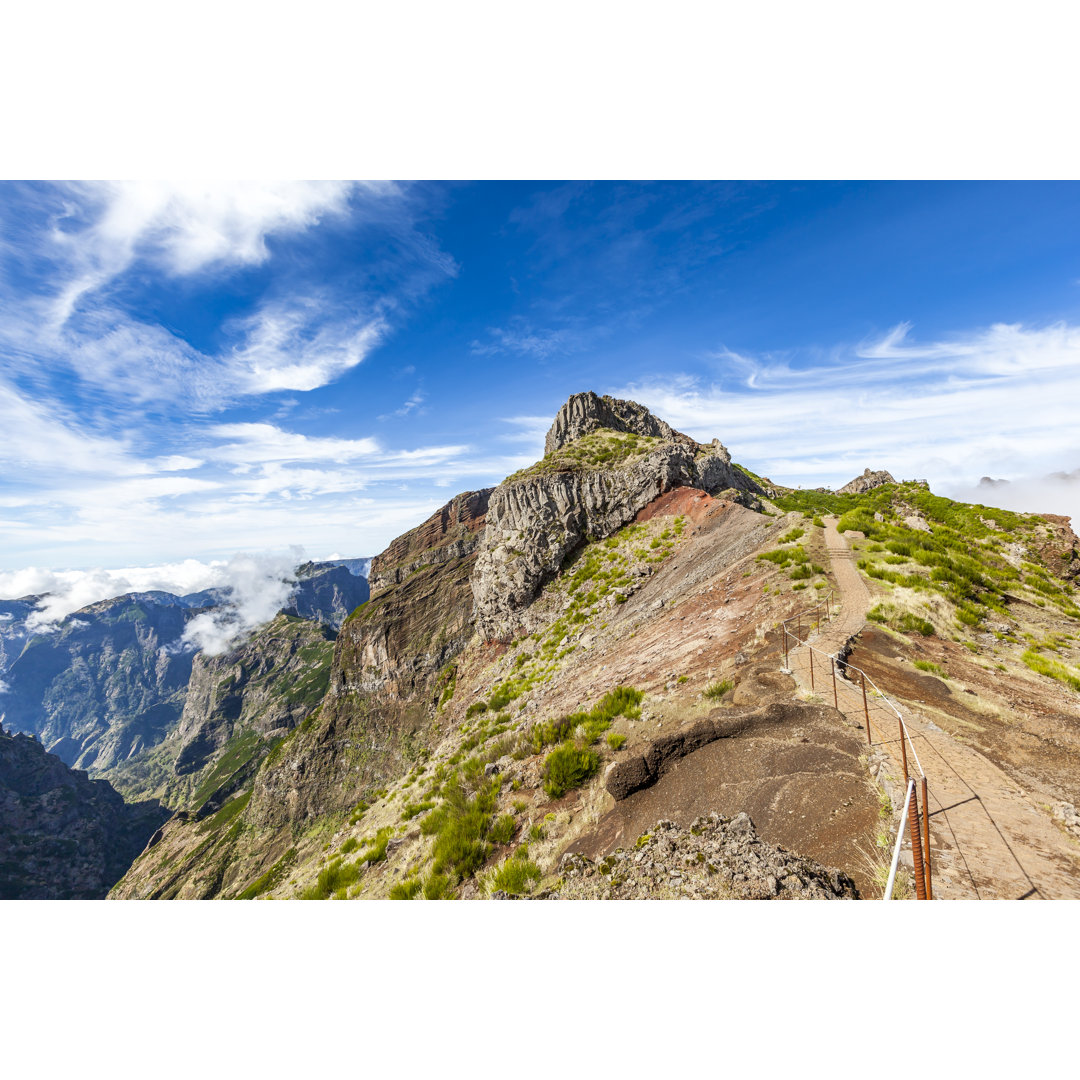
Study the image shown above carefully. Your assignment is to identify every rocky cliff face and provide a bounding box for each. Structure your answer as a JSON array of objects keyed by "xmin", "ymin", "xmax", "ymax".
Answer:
[
  {"xmin": 836, "ymin": 468, "xmax": 896, "ymax": 495},
  {"xmin": 248, "ymin": 494, "xmax": 490, "ymax": 832},
  {"xmin": 0, "ymin": 597, "xmax": 37, "ymax": 673},
  {"xmin": 473, "ymin": 394, "xmax": 761, "ymax": 639},
  {"xmin": 0, "ymin": 724, "xmax": 166, "ymax": 899},
  {"xmin": 368, "ymin": 489, "xmax": 491, "ymax": 593},
  {"xmin": 111, "ymin": 493, "xmax": 491, "ymax": 897}
]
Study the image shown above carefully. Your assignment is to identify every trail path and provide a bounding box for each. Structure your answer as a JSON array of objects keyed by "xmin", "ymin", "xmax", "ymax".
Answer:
[{"xmin": 785, "ymin": 517, "xmax": 1080, "ymax": 899}]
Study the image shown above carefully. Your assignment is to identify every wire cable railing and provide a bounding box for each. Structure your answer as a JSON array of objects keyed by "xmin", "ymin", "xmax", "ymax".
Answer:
[{"xmin": 780, "ymin": 594, "xmax": 934, "ymax": 900}]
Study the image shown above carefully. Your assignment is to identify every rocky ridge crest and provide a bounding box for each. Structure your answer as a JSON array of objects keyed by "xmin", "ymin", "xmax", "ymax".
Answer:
[
  {"xmin": 473, "ymin": 393, "xmax": 762, "ymax": 639},
  {"xmin": 836, "ymin": 467, "xmax": 896, "ymax": 495}
]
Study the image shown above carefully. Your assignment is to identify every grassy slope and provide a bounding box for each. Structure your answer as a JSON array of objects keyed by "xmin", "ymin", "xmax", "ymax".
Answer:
[{"xmin": 773, "ymin": 482, "xmax": 1080, "ymax": 695}]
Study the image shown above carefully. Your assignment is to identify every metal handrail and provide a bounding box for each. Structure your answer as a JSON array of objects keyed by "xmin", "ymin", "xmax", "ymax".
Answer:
[
  {"xmin": 780, "ymin": 605, "xmax": 934, "ymax": 899},
  {"xmin": 884, "ymin": 779, "xmax": 916, "ymax": 900}
]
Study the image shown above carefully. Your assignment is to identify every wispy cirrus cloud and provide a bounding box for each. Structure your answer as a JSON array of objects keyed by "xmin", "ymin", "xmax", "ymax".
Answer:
[
  {"xmin": 470, "ymin": 317, "xmax": 608, "ymax": 360},
  {"xmin": 615, "ymin": 320, "xmax": 1080, "ymax": 523}
]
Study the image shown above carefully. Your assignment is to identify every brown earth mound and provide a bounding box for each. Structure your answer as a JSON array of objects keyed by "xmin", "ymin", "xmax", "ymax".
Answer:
[{"xmin": 571, "ymin": 699, "xmax": 880, "ymax": 896}]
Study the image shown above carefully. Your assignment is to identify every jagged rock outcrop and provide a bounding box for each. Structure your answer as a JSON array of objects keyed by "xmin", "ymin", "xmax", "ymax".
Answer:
[
  {"xmin": 555, "ymin": 814, "xmax": 858, "ymax": 900},
  {"xmin": 0, "ymin": 723, "xmax": 166, "ymax": 899},
  {"xmin": 545, "ymin": 391, "xmax": 694, "ymax": 454},
  {"xmin": 473, "ymin": 394, "xmax": 761, "ymax": 639},
  {"xmin": 1031, "ymin": 514, "xmax": 1080, "ymax": 582},
  {"xmin": 836, "ymin": 468, "xmax": 896, "ymax": 495}
]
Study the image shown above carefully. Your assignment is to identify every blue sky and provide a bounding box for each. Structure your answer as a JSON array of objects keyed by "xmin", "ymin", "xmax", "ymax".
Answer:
[{"xmin": 2, "ymin": 180, "xmax": 1080, "ymax": 598}]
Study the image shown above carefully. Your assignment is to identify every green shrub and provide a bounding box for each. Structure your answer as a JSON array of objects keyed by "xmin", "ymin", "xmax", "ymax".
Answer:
[
  {"xmin": 300, "ymin": 857, "xmax": 363, "ymax": 900},
  {"xmin": 913, "ymin": 659, "xmax": 947, "ymax": 678},
  {"xmin": 813, "ymin": 516, "xmax": 825, "ymax": 528},
  {"xmin": 340, "ymin": 837, "xmax": 359, "ymax": 854},
  {"xmin": 422, "ymin": 777, "xmax": 503, "ymax": 884},
  {"xmin": 465, "ymin": 701, "xmax": 489, "ymax": 718},
  {"xmin": 489, "ymin": 813, "xmax": 517, "ymax": 845},
  {"xmin": 1022, "ymin": 649, "xmax": 1080, "ymax": 691},
  {"xmin": 779, "ymin": 527, "xmax": 805, "ymax": 543},
  {"xmin": 488, "ymin": 855, "xmax": 542, "ymax": 896},
  {"xmin": 359, "ymin": 826, "xmax": 393, "ymax": 866},
  {"xmin": 418, "ymin": 872, "xmax": 447, "ymax": 900},
  {"xmin": 389, "ymin": 877, "xmax": 423, "ymax": 900},
  {"xmin": 703, "ymin": 679, "xmax": 733, "ymax": 701},
  {"xmin": 607, "ymin": 732, "xmax": 627, "ymax": 750},
  {"xmin": 401, "ymin": 799, "xmax": 436, "ymax": 821},
  {"xmin": 543, "ymin": 744, "xmax": 601, "ymax": 799},
  {"xmin": 528, "ymin": 822, "xmax": 547, "ymax": 841}
]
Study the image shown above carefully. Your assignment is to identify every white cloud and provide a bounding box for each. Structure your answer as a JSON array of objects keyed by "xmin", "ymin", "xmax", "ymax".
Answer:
[
  {"xmin": 50, "ymin": 181, "xmax": 372, "ymax": 321},
  {"xmin": 0, "ymin": 552, "xmax": 307, "ymax": 650},
  {"xmin": 615, "ymin": 321, "xmax": 1080, "ymax": 524},
  {"xmin": 470, "ymin": 318, "xmax": 606, "ymax": 360},
  {"xmin": 378, "ymin": 389, "xmax": 426, "ymax": 420},
  {"xmin": 180, "ymin": 551, "xmax": 302, "ymax": 656},
  {"xmin": 228, "ymin": 301, "xmax": 387, "ymax": 394},
  {"xmin": 207, "ymin": 423, "xmax": 381, "ymax": 465},
  {"xmin": 0, "ymin": 560, "xmax": 229, "ymax": 631},
  {"xmin": 0, "ymin": 378, "xmax": 141, "ymax": 476}
]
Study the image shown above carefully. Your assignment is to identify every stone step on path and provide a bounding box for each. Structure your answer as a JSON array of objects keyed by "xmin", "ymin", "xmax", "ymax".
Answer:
[{"xmin": 783, "ymin": 516, "xmax": 1080, "ymax": 900}]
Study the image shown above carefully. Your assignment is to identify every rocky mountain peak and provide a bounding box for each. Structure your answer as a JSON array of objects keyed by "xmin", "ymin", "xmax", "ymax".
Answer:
[
  {"xmin": 474, "ymin": 393, "xmax": 763, "ymax": 639},
  {"xmin": 544, "ymin": 391, "xmax": 695, "ymax": 455},
  {"xmin": 836, "ymin": 467, "xmax": 896, "ymax": 495}
]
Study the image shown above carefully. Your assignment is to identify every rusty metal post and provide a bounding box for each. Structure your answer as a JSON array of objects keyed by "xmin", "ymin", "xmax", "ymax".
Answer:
[
  {"xmin": 921, "ymin": 777, "xmax": 933, "ymax": 900},
  {"xmin": 899, "ymin": 718, "xmax": 909, "ymax": 781},
  {"xmin": 861, "ymin": 671, "xmax": 871, "ymax": 744},
  {"xmin": 908, "ymin": 784, "xmax": 928, "ymax": 900},
  {"xmin": 831, "ymin": 656, "xmax": 838, "ymax": 709},
  {"xmin": 809, "ymin": 646, "xmax": 814, "ymax": 690}
]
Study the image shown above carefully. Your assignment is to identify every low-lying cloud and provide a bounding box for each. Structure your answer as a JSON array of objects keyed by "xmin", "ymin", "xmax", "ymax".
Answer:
[
  {"xmin": 943, "ymin": 470, "xmax": 1080, "ymax": 526},
  {"xmin": 180, "ymin": 551, "xmax": 301, "ymax": 657},
  {"xmin": 0, "ymin": 551, "xmax": 305, "ymax": 644}
]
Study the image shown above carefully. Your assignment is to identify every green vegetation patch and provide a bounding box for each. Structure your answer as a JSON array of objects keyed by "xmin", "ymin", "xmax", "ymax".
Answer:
[
  {"xmin": 529, "ymin": 685, "xmax": 643, "ymax": 753},
  {"xmin": 487, "ymin": 847, "xmax": 542, "ymax": 896},
  {"xmin": 703, "ymin": 678, "xmax": 734, "ymax": 701},
  {"xmin": 420, "ymin": 775, "xmax": 504, "ymax": 886},
  {"xmin": 868, "ymin": 603, "xmax": 935, "ymax": 636},
  {"xmin": 236, "ymin": 847, "xmax": 297, "ymax": 900},
  {"xmin": 300, "ymin": 856, "xmax": 363, "ymax": 900},
  {"xmin": 543, "ymin": 743, "xmax": 601, "ymax": 799},
  {"xmin": 506, "ymin": 428, "xmax": 665, "ymax": 483},
  {"xmin": 1022, "ymin": 649, "xmax": 1080, "ymax": 692}
]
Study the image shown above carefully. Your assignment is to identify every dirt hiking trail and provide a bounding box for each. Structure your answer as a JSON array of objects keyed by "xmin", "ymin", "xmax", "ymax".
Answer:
[{"xmin": 786, "ymin": 517, "xmax": 1080, "ymax": 899}]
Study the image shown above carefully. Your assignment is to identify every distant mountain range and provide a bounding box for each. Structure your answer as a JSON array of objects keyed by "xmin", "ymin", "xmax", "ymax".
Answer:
[{"xmin": 0, "ymin": 561, "xmax": 370, "ymax": 773}]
